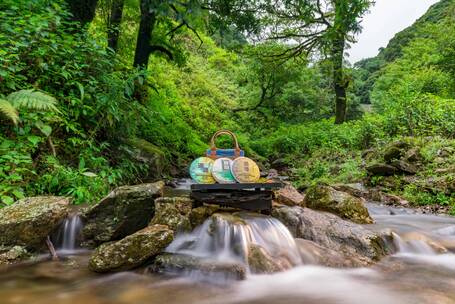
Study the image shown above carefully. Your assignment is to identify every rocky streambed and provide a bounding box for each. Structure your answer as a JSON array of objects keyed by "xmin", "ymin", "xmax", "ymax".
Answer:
[{"xmin": 1, "ymin": 180, "xmax": 455, "ymax": 303}]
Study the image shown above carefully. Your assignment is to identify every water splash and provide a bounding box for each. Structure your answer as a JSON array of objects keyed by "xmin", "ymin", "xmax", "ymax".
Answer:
[
  {"xmin": 165, "ymin": 212, "xmax": 302, "ymax": 276},
  {"xmin": 52, "ymin": 215, "xmax": 83, "ymax": 254}
]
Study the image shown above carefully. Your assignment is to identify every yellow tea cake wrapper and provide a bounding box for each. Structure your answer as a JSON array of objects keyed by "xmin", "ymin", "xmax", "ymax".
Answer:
[{"xmin": 231, "ymin": 157, "xmax": 260, "ymax": 183}]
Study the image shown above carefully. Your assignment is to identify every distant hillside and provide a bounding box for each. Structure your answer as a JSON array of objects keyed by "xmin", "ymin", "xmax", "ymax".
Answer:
[{"xmin": 354, "ymin": 0, "xmax": 455, "ymax": 104}]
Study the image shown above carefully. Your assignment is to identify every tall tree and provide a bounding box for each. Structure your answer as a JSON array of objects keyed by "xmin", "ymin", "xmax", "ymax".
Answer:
[
  {"xmin": 107, "ymin": 0, "xmax": 125, "ymax": 52},
  {"xmin": 65, "ymin": 0, "xmax": 99, "ymax": 27},
  {"xmin": 261, "ymin": 0, "xmax": 374, "ymax": 124}
]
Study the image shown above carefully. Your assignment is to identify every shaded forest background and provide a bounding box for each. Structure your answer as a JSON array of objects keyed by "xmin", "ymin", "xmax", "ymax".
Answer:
[{"xmin": 0, "ymin": 0, "xmax": 454, "ymax": 210}]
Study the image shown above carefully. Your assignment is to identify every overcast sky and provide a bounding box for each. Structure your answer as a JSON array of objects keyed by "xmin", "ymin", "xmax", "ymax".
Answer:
[{"xmin": 348, "ymin": 0, "xmax": 440, "ymax": 63}]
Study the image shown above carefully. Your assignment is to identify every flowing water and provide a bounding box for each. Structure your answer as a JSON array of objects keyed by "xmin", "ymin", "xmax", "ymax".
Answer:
[
  {"xmin": 51, "ymin": 214, "xmax": 84, "ymax": 254},
  {"xmin": 165, "ymin": 213, "xmax": 302, "ymax": 276},
  {"xmin": 2, "ymin": 203, "xmax": 455, "ymax": 304}
]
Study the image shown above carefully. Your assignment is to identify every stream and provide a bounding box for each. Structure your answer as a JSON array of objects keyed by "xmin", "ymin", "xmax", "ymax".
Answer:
[{"xmin": 2, "ymin": 203, "xmax": 455, "ymax": 304}]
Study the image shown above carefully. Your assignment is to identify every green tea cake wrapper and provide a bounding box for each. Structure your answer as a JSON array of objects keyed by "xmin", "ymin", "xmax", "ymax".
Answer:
[
  {"xmin": 189, "ymin": 157, "xmax": 216, "ymax": 184},
  {"xmin": 212, "ymin": 157, "xmax": 236, "ymax": 184}
]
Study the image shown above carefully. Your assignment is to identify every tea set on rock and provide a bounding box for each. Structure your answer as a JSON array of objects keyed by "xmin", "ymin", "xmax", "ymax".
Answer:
[{"xmin": 189, "ymin": 130, "xmax": 260, "ymax": 184}]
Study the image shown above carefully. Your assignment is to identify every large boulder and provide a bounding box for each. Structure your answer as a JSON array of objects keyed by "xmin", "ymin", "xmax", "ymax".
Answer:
[
  {"xmin": 0, "ymin": 196, "xmax": 70, "ymax": 249},
  {"xmin": 304, "ymin": 185, "xmax": 373, "ymax": 224},
  {"xmin": 88, "ymin": 224, "xmax": 173, "ymax": 273},
  {"xmin": 149, "ymin": 197, "xmax": 193, "ymax": 232},
  {"xmin": 152, "ymin": 253, "xmax": 247, "ymax": 280},
  {"xmin": 274, "ymin": 184, "xmax": 305, "ymax": 207},
  {"xmin": 272, "ymin": 206, "xmax": 392, "ymax": 263},
  {"xmin": 82, "ymin": 182, "xmax": 164, "ymax": 245}
]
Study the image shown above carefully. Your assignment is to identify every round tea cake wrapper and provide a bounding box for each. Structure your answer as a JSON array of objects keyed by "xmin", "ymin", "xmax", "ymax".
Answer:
[
  {"xmin": 231, "ymin": 157, "xmax": 260, "ymax": 183},
  {"xmin": 189, "ymin": 157, "xmax": 215, "ymax": 184},
  {"xmin": 212, "ymin": 157, "xmax": 236, "ymax": 184}
]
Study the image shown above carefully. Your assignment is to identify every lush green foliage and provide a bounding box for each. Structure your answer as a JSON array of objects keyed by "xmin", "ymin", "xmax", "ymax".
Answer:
[{"xmin": 1, "ymin": 0, "xmax": 454, "ymax": 213}]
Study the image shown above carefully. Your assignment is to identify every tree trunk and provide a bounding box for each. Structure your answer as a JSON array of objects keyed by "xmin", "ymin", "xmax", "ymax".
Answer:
[
  {"xmin": 65, "ymin": 0, "xmax": 98, "ymax": 27},
  {"xmin": 133, "ymin": 0, "xmax": 156, "ymax": 68},
  {"xmin": 107, "ymin": 0, "xmax": 124, "ymax": 52},
  {"xmin": 332, "ymin": 35, "xmax": 347, "ymax": 124}
]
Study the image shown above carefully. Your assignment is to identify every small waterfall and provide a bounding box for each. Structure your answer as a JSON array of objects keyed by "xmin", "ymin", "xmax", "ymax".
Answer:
[
  {"xmin": 392, "ymin": 232, "xmax": 437, "ymax": 255},
  {"xmin": 52, "ymin": 215, "xmax": 83, "ymax": 254},
  {"xmin": 164, "ymin": 212, "xmax": 302, "ymax": 278}
]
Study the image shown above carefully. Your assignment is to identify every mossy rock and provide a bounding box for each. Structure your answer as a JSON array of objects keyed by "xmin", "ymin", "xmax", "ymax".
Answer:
[
  {"xmin": 125, "ymin": 138, "xmax": 167, "ymax": 178},
  {"xmin": 0, "ymin": 246, "xmax": 30, "ymax": 265},
  {"xmin": 88, "ymin": 224, "xmax": 173, "ymax": 273},
  {"xmin": 0, "ymin": 196, "xmax": 70, "ymax": 249},
  {"xmin": 304, "ymin": 185, "xmax": 373, "ymax": 224},
  {"xmin": 82, "ymin": 182, "xmax": 164, "ymax": 245},
  {"xmin": 149, "ymin": 197, "xmax": 193, "ymax": 232},
  {"xmin": 189, "ymin": 204, "xmax": 220, "ymax": 228}
]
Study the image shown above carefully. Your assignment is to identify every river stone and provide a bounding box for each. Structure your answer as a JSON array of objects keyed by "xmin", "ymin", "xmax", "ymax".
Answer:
[
  {"xmin": 247, "ymin": 244, "xmax": 291, "ymax": 274},
  {"xmin": 152, "ymin": 253, "xmax": 247, "ymax": 280},
  {"xmin": 189, "ymin": 204, "xmax": 220, "ymax": 228},
  {"xmin": 149, "ymin": 197, "xmax": 192, "ymax": 232},
  {"xmin": 272, "ymin": 206, "xmax": 391, "ymax": 263},
  {"xmin": 366, "ymin": 163, "xmax": 398, "ymax": 176},
  {"xmin": 0, "ymin": 196, "xmax": 70, "ymax": 249},
  {"xmin": 88, "ymin": 224, "xmax": 173, "ymax": 273},
  {"xmin": 275, "ymin": 184, "xmax": 305, "ymax": 206},
  {"xmin": 304, "ymin": 185, "xmax": 373, "ymax": 224},
  {"xmin": 82, "ymin": 182, "xmax": 164, "ymax": 245},
  {"xmin": 0, "ymin": 246, "xmax": 30, "ymax": 265}
]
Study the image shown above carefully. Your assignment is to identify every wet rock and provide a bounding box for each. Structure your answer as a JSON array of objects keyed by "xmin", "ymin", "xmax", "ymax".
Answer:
[
  {"xmin": 0, "ymin": 196, "xmax": 70, "ymax": 249},
  {"xmin": 0, "ymin": 246, "xmax": 30, "ymax": 265},
  {"xmin": 152, "ymin": 253, "xmax": 247, "ymax": 280},
  {"xmin": 275, "ymin": 184, "xmax": 305, "ymax": 207},
  {"xmin": 304, "ymin": 185, "xmax": 373, "ymax": 224},
  {"xmin": 366, "ymin": 163, "xmax": 398, "ymax": 176},
  {"xmin": 272, "ymin": 206, "xmax": 391, "ymax": 263},
  {"xmin": 88, "ymin": 224, "xmax": 173, "ymax": 273},
  {"xmin": 247, "ymin": 244, "xmax": 290, "ymax": 274},
  {"xmin": 189, "ymin": 204, "xmax": 220, "ymax": 228},
  {"xmin": 150, "ymin": 197, "xmax": 192, "ymax": 232},
  {"xmin": 391, "ymin": 160, "xmax": 418, "ymax": 175},
  {"xmin": 82, "ymin": 182, "xmax": 164, "ymax": 245},
  {"xmin": 295, "ymin": 239, "xmax": 367, "ymax": 267}
]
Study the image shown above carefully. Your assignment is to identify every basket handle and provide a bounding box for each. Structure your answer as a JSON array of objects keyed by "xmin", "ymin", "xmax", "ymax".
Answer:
[{"xmin": 209, "ymin": 130, "xmax": 241, "ymax": 158}]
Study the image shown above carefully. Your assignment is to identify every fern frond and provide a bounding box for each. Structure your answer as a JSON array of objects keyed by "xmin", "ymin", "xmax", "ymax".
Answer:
[
  {"xmin": 7, "ymin": 89, "xmax": 58, "ymax": 112},
  {"xmin": 0, "ymin": 99, "xmax": 19, "ymax": 125}
]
